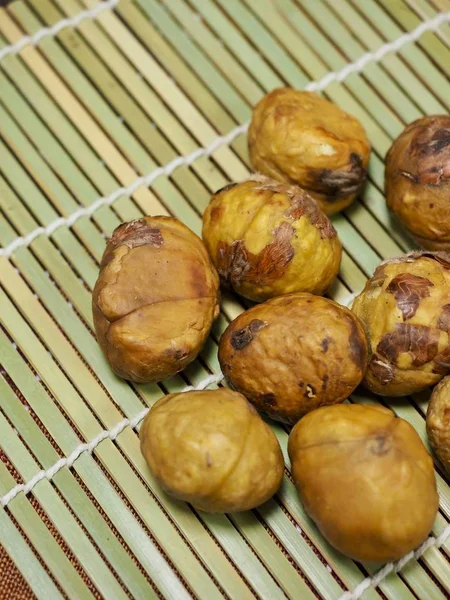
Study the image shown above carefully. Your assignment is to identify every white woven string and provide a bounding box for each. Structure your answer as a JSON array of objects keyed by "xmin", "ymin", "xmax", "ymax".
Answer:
[
  {"xmin": 304, "ymin": 10, "xmax": 450, "ymax": 91},
  {"xmin": 1, "ymin": 10, "xmax": 449, "ymax": 259},
  {"xmin": 339, "ymin": 522, "xmax": 450, "ymax": 599},
  {"xmin": 0, "ymin": 0, "xmax": 119, "ymax": 62},
  {"xmin": 0, "ymin": 372, "xmax": 223, "ymax": 508}
]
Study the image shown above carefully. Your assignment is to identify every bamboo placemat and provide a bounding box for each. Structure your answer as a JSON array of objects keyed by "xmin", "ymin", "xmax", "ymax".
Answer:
[{"xmin": 0, "ymin": 0, "xmax": 449, "ymax": 598}]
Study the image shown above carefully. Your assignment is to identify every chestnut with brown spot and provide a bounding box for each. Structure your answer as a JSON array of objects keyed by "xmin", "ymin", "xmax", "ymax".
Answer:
[
  {"xmin": 216, "ymin": 222, "xmax": 295, "ymax": 288},
  {"xmin": 310, "ymin": 152, "xmax": 366, "ymax": 198},
  {"xmin": 230, "ymin": 319, "xmax": 267, "ymax": 350},
  {"xmin": 386, "ymin": 273, "xmax": 434, "ymax": 320},
  {"xmin": 346, "ymin": 315, "xmax": 367, "ymax": 369},
  {"xmin": 368, "ymin": 355, "xmax": 396, "ymax": 386},
  {"xmin": 438, "ymin": 305, "xmax": 450, "ymax": 332},
  {"xmin": 377, "ymin": 323, "xmax": 440, "ymax": 367}
]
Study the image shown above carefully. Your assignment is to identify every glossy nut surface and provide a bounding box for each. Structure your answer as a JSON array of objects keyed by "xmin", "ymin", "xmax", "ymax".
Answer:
[
  {"xmin": 219, "ymin": 292, "xmax": 368, "ymax": 424},
  {"xmin": 140, "ymin": 388, "xmax": 284, "ymax": 513},
  {"xmin": 352, "ymin": 251, "xmax": 450, "ymax": 396},
  {"xmin": 93, "ymin": 216, "xmax": 220, "ymax": 382},
  {"xmin": 248, "ymin": 88, "xmax": 371, "ymax": 215},
  {"xmin": 386, "ymin": 115, "xmax": 450, "ymax": 251},
  {"xmin": 289, "ymin": 404, "xmax": 438, "ymax": 563},
  {"xmin": 202, "ymin": 175, "xmax": 342, "ymax": 302}
]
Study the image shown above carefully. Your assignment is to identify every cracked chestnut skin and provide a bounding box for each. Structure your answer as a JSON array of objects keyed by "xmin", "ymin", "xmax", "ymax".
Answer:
[
  {"xmin": 288, "ymin": 404, "xmax": 438, "ymax": 563},
  {"xmin": 352, "ymin": 251, "xmax": 450, "ymax": 396},
  {"xmin": 386, "ymin": 115, "xmax": 450, "ymax": 251},
  {"xmin": 219, "ymin": 292, "xmax": 368, "ymax": 424},
  {"xmin": 248, "ymin": 89, "xmax": 371, "ymax": 215},
  {"xmin": 202, "ymin": 175, "xmax": 342, "ymax": 302},
  {"xmin": 427, "ymin": 375, "xmax": 450, "ymax": 474},
  {"xmin": 140, "ymin": 388, "xmax": 284, "ymax": 512},
  {"xmin": 92, "ymin": 216, "xmax": 220, "ymax": 383}
]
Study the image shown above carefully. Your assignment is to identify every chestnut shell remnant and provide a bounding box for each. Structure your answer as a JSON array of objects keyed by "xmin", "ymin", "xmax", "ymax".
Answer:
[
  {"xmin": 140, "ymin": 388, "xmax": 284, "ymax": 513},
  {"xmin": 202, "ymin": 175, "xmax": 342, "ymax": 302},
  {"xmin": 427, "ymin": 375, "xmax": 450, "ymax": 473},
  {"xmin": 386, "ymin": 115, "xmax": 450, "ymax": 251},
  {"xmin": 288, "ymin": 404, "xmax": 438, "ymax": 563},
  {"xmin": 92, "ymin": 216, "xmax": 220, "ymax": 383},
  {"xmin": 219, "ymin": 292, "xmax": 368, "ymax": 424},
  {"xmin": 352, "ymin": 251, "xmax": 450, "ymax": 396},
  {"xmin": 248, "ymin": 88, "xmax": 371, "ymax": 215}
]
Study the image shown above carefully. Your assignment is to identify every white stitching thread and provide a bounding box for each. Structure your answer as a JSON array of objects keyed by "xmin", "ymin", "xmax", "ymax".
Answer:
[
  {"xmin": 0, "ymin": 372, "xmax": 223, "ymax": 507},
  {"xmin": 3, "ymin": 363, "xmax": 449, "ymax": 593},
  {"xmin": 0, "ymin": 0, "xmax": 119, "ymax": 62},
  {"xmin": 0, "ymin": 123, "xmax": 249, "ymax": 258},
  {"xmin": 1, "ymin": 10, "xmax": 449, "ymax": 259},
  {"xmin": 339, "ymin": 523, "xmax": 450, "ymax": 599}
]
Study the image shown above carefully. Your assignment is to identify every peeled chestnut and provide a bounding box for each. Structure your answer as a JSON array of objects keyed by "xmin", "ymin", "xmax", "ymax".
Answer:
[
  {"xmin": 202, "ymin": 175, "xmax": 342, "ymax": 302},
  {"xmin": 289, "ymin": 404, "xmax": 438, "ymax": 563},
  {"xmin": 386, "ymin": 115, "xmax": 450, "ymax": 251},
  {"xmin": 248, "ymin": 88, "xmax": 371, "ymax": 215},
  {"xmin": 140, "ymin": 388, "xmax": 284, "ymax": 512},
  {"xmin": 219, "ymin": 292, "xmax": 368, "ymax": 424},
  {"xmin": 427, "ymin": 375, "xmax": 450, "ymax": 473},
  {"xmin": 352, "ymin": 251, "xmax": 450, "ymax": 396},
  {"xmin": 92, "ymin": 217, "xmax": 220, "ymax": 382}
]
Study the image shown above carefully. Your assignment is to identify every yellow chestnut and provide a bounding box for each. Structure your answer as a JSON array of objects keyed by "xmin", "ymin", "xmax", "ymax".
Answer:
[
  {"xmin": 202, "ymin": 175, "xmax": 342, "ymax": 302},
  {"xmin": 140, "ymin": 388, "xmax": 284, "ymax": 512},
  {"xmin": 386, "ymin": 115, "xmax": 450, "ymax": 251},
  {"xmin": 289, "ymin": 404, "xmax": 438, "ymax": 563},
  {"xmin": 248, "ymin": 88, "xmax": 370, "ymax": 215}
]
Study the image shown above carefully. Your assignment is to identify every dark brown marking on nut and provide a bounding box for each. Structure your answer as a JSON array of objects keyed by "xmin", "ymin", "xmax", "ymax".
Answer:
[
  {"xmin": 309, "ymin": 153, "xmax": 366, "ymax": 198},
  {"xmin": 164, "ymin": 348, "xmax": 188, "ymax": 361},
  {"xmin": 215, "ymin": 182, "xmax": 238, "ymax": 195},
  {"xmin": 322, "ymin": 374, "xmax": 329, "ymax": 391},
  {"xmin": 321, "ymin": 337, "xmax": 331, "ymax": 352},
  {"xmin": 101, "ymin": 219, "xmax": 164, "ymax": 267},
  {"xmin": 386, "ymin": 273, "xmax": 434, "ymax": 320},
  {"xmin": 230, "ymin": 319, "xmax": 267, "ymax": 350},
  {"xmin": 298, "ymin": 381, "xmax": 305, "ymax": 388},
  {"xmin": 216, "ymin": 221, "xmax": 295, "ymax": 288},
  {"xmin": 438, "ymin": 305, "xmax": 450, "ymax": 333},
  {"xmin": 409, "ymin": 122, "xmax": 450, "ymax": 185},
  {"xmin": 377, "ymin": 323, "xmax": 439, "ymax": 367},
  {"xmin": 346, "ymin": 316, "xmax": 366, "ymax": 370},
  {"xmin": 368, "ymin": 355, "xmax": 396, "ymax": 385},
  {"xmin": 209, "ymin": 203, "xmax": 224, "ymax": 222},
  {"xmin": 369, "ymin": 434, "xmax": 391, "ymax": 456},
  {"xmin": 248, "ymin": 174, "xmax": 337, "ymax": 239},
  {"xmin": 418, "ymin": 251, "xmax": 450, "ymax": 270},
  {"xmin": 110, "ymin": 219, "xmax": 163, "ymax": 250},
  {"xmin": 433, "ymin": 345, "xmax": 450, "ymax": 374},
  {"xmin": 260, "ymin": 393, "xmax": 277, "ymax": 407},
  {"xmin": 284, "ymin": 189, "xmax": 337, "ymax": 240}
]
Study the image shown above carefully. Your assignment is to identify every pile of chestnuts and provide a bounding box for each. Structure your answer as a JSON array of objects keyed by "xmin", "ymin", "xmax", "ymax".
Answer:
[{"xmin": 92, "ymin": 88, "xmax": 450, "ymax": 565}]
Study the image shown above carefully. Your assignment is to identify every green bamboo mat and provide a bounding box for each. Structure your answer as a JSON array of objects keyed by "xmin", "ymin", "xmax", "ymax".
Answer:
[{"xmin": 0, "ymin": 0, "xmax": 449, "ymax": 598}]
